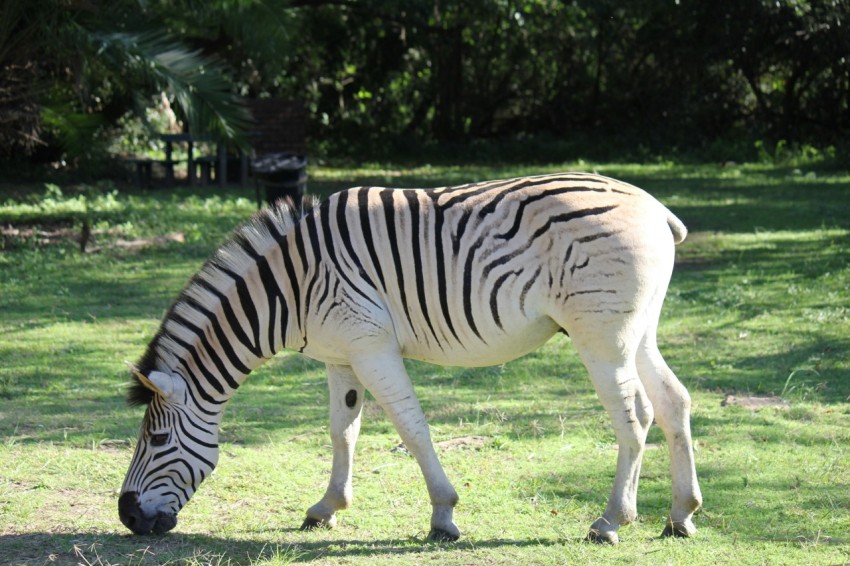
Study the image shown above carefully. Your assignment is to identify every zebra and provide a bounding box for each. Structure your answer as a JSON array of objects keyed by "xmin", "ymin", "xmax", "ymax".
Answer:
[{"xmin": 118, "ymin": 172, "xmax": 702, "ymax": 544}]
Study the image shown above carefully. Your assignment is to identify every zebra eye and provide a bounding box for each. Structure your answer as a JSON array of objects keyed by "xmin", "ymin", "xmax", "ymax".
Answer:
[{"xmin": 150, "ymin": 433, "xmax": 170, "ymax": 447}]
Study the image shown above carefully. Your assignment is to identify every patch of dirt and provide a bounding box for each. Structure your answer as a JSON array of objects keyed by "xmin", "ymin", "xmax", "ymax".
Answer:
[
  {"xmin": 2, "ymin": 224, "xmax": 81, "ymax": 248},
  {"xmin": 389, "ymin": 436, "xmax": 491, "ymax": 455},
  {"xmin": 112, "ymin": 232, "xmax": 184, "ymax": 251},
  {"xmin": 436, "ymin": 435, "xmax": 491, "ymax": 451},
  {"xmin": 1, "ymin": 224, "xmax": 184, "ymax": 253},
  {"xmin": 721, "ymin": 394, "xmax": 789, "ymax": 411}
]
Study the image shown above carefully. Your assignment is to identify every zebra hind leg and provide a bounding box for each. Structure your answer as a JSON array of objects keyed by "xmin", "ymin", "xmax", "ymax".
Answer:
[
  {"xmin": 302, "ymin": 364, "xmax": 365, "ymax": 531},
  {"xmin": 568, "ymin": 329, "xmax": 654, "ymax": 545},
  {"xmin": 635, "ymin": 325, "xmax": 702, "ymax": 539}
]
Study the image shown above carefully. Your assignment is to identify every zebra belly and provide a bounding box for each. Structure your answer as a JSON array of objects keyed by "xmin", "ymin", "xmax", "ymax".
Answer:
[{"xmin": 400, "ymin": 316, "xmax": 562, "ymax": 367}]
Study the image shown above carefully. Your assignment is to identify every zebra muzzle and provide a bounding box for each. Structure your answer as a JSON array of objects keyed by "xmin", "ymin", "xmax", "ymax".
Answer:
[{"xmin": 118, "ymin": 491, "xmax": 178, "ymax": 535}]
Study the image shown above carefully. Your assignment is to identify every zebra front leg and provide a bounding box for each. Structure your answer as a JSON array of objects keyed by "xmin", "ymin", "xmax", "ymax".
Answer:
[
  {"xmin": 302, "ymin": 364, "xmax": 365, "ymax": 531},
  {"xmin": 351, "ymin": 352, "xmax": 461, "ymax": 541}
]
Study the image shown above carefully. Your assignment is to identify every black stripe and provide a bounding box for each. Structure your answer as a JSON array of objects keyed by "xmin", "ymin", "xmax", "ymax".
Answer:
[
  {"xmin": 559, "ymin": 243, "xmax": 574, "ymax": 288},
  {"xmin": 145, "ymin": 458, "xmax": 196, "ymax": 493},
  {"xmin": 462, "ymin": 238, "xmax": 486, "ymax": 342},
  {"xmin": 258, "ymin": 256, "xmax": 285, "ymax": 352},
  {"xmin": 180, "ymin": 441, "xmax": 216, "ymax": 471},
  {"xmin": 303, "ymin": 212, "xmax": 323, "ymax": 264},
  {"xmin": 528, "ymin": 206, "xmax": 619, "ymax": 244},
  {"xmin": 173, "ymin": 367, "xmax": 224, "ymax": 414},
  {"xmin": 576, "ymin": 231, "xmax": 617, "ymax": 243},
  {"xmin": 317, "ymin": 266, "xmax": 333, "ymax": 311},
  {"xmin": 358, "ymin": 188, "xmax": 388, "ymax": 292},
  {"xmin": 147, "ymin": 480, "xmax": 190, "ymax": 505},
  {"xmin": 437, "ymin": 177, "xmax": 519, "ymax": 206},
  {"xmin": 440, "ymin": 174, "xmax": 608, "ymax": 210},
  {"xmin": 480, "ymin": 248, "xmax": 518, "ymax": 281},
  {"xmin": 497, "ymin": 187, "xmax": 611, "ymax": 240},
  {"xmin": 194, "ymin": 277, "xmax": 262, "ymax": 358},
  {"xmin": 480, "ymin": 178, "xmax": 607, "ymax": 221},
  {"xmin": 302, "ymin": 266, "xmax": 321, "ymax": 318},
  {"xmin": 180, "ymin": 298, "xmax": 252, "ymax": 376},
  {"xmin": 170, "ymin": 311, "xmax": 245, "ymax": 387},
  {"xmin": 281, "ymin": 244, "xmax": 302, "ymax": 331},
  {"xmin": 262, "ymin": 207, "xmax": 303, "ymax": 335},
  {"xmin": 564, "ymin": 289, "xmax": 617, "ymax": 303},
  {"xmin": 291, "ymin": 219, "xmax": 310, "ymax": 271},
  {"xmin": 429, "ymin": 196, "xmax": 461, "ymax": 344},
  {"xmin": 489, "ymin": 269, "xmax": 522, "ymax": 330},
  {"xmin": 404, "ymin": 190, "xmax": 441, "ymax": 348},
  {"xmin": 571, "ymin": 256, "xmax": 590, "ymax": 275},
  {"xmin": 320, "ymin": 279, "xmax": 343, "ymax": 326},
  {"xmin": 166, "ymin": 332, "xmax": 226, "ymax": 396},
  {"xmin": 259, "ymin": 209, "xmax": 285, "ymax": 241},
  {"xmin": 379, "ymin": 189, "xmax": 418, "ymax": 338},
  {"xmin": 160, "ymin": 490, "xmax": 187, "ymax": 510},
  {"xmin": 520, "ymin": 267, "xmax": 542, "ymax": 314},
  {"xmin": 177, "ymin": 416, "xmax": 218, "ymax": 450},
  {"xmin": 320, "ymin": 197, "xmax": 380, "ymax": 308},
  {"xmin": 151, "ymin": 446, "xmax": 178, "ymax": 461},
  {"xmin": 300, "ymin": 266, "xmax": 322, "ymax": 351},
  {"xmin": 336, "ymin": 189, "xmax": 375, "ymax": 289},
  {"xmin": 215, "ymin": 265, "xmax": 262, "ymax": 354},
  {"xmin": 452, "ymin": 209, "xmax": 473, "ymax": 257},
  {"xmin": 234, "ymin": 235, "xmax": 289, "ymax": 352},
  {"xmin": 173, "ymin": 405, "xmax": 217, "ymax": 435}
]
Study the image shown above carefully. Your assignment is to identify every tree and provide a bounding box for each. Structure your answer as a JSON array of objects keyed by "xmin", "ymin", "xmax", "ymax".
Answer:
[{"xmin": 0, "ymin": 0, "xmax": 251, "ymax": 161}]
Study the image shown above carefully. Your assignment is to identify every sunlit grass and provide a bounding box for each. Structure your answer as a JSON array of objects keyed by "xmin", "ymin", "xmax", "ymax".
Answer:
[{"xmin": 1, "ymin": 162, "xmax": 849, "ymax": 564}]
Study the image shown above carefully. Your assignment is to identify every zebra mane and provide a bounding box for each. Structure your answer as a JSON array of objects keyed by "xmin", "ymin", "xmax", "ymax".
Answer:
[{"xmin": 127, "ymin": 197, "xmax": 319, "ymax": 407}]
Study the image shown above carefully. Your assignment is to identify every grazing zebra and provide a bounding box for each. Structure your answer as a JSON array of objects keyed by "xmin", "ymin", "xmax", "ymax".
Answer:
[{"xmin": 118, "ymin": 172, "xmax": 702, "ymax": 544}]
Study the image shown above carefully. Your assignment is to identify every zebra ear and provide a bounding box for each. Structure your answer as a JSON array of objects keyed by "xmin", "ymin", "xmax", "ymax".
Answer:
[
  {"xmin": 147, "ymin": 371, "xmax": 176, "ymax": 399},
  {"xmin": 125, "ymin": 362, "xmax": 176, "ymax": 400}
]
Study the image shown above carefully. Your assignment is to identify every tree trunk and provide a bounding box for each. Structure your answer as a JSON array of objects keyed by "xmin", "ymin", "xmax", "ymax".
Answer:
[{"xmin": 431, "ymin": 25, "xmax": 464, "ymax": 141}]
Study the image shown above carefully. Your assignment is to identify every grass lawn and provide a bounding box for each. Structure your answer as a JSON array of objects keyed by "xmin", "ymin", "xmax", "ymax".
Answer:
[{"xmin": 1, "ymin": 161, "xmax": 848, "ymax": 565}]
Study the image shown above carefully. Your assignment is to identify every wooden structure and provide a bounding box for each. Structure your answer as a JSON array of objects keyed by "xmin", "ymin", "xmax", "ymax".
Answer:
[{"xmin": 128, "ymin": 99, "xmax": 307, "ymax": 191}]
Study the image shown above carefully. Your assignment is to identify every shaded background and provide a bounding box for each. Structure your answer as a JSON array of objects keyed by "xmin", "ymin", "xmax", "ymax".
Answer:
[{"xmin": 2, "ymin": 0, "xmax": 849, "ymax": 173}]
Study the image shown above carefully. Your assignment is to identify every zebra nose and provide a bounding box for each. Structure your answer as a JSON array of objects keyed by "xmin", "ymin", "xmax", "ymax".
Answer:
[
  {"xmin": 118, "ymin": 491, "xmax": 178, "ymax": 535},
  {"xmin": 119, "ymin": 491, "xmax": 151, "ymax": 535}
]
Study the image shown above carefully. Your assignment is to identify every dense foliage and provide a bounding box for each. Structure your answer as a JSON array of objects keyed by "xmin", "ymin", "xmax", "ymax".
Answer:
[
  {"xmin": 283, "ymin": 0, "xmax": 850, "ymax": 157},
  {"xmin": 1, "ymin": 0, "xmax": 848, "ymax": 163}
]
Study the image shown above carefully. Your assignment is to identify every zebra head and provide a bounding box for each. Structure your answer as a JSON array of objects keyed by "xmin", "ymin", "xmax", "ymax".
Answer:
[{"xmin": 119, "ymin": 366, "xmax": 220, "ymax": 535}]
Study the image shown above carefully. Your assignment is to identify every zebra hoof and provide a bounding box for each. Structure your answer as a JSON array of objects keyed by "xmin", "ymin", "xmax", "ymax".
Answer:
[
  {"xmin": 661, "ymin": 519, "xmax": 696, "ymax": 539},
  {"xmin": 586, "ymin": 528, "xmax": 619, "ymax": 545},
  {"xmin": 300, "ymin": 516, "xmax": 335, "ymax": 531},
  {"xmin": 428, "ymin": 528, "xmax": 460, "ymax": 542}
]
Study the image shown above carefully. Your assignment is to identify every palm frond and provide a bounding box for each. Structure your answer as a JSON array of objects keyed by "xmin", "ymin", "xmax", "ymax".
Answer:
[{"xmin": 93, "ymin": 30, "xmax": 251, "ymax": 147}]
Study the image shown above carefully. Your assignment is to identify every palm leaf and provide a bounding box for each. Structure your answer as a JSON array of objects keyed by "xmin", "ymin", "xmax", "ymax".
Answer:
[{"xmin": 93, "ymin": 30, "xmax": 251, "ymax": 147}]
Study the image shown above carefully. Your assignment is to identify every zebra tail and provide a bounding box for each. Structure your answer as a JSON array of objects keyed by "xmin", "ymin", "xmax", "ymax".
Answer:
[{"xmin": 666, "ymin": 209, "xmax": 688, "ymax": 245}]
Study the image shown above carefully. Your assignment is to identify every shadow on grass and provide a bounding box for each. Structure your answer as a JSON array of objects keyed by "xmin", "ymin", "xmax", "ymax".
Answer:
[{"xmin": 0, "ymin": 531, "xmax": 578, "ymax": 564}]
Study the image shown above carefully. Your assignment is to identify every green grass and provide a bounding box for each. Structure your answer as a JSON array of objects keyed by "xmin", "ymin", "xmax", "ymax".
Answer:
[{"xmin": 1, "ymin": 162, "xmax": 849, "ymax": 565}]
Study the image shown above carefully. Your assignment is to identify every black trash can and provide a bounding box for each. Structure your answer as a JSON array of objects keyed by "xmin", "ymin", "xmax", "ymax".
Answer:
[{"xmin": 251, "ymin": 153, "xmax": 307, "ymax": 208}]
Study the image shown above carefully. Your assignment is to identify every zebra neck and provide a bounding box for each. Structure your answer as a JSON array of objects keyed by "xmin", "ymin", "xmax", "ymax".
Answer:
[{"xmin": 158, "ymin": 218, "xmax": 309, "ymax": 409}]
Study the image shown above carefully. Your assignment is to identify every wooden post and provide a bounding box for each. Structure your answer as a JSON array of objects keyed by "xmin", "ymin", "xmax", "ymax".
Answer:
[
  {"xmin": 187, "ymin": 139, "xmax": 195, "ymax": 185},
  {"xmin": 240, "ymin": 150, "xmax": 249, "ymax": 188},
  {"xmin": 164, "ymin": 139, "xmax": 175, "ymax": 186},
  {"xmin": 218, "ymin": 143, "xmax": 227, "ymax": 188}
]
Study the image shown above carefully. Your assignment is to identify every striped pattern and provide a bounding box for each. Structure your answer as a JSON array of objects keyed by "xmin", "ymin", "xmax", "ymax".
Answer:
[
  {"xmin": 121, "ymin": 392, "xmax": 218, "ymax": 515},
  {"xmin": 130, "ymin": 172, "xmax": 674, "ymax": 404},
  {"xmin": 121, "ymin": 172, "xmax": 691, "ymax": 535}
]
